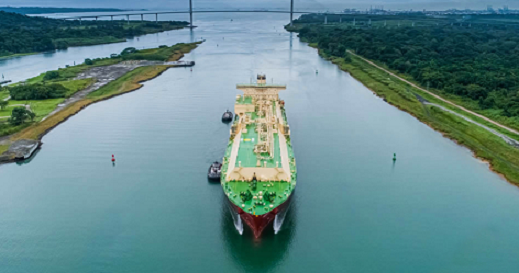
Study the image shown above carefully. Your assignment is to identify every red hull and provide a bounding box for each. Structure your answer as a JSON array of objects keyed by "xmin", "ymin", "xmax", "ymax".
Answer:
[{"xmin": 229, "ymin": 196, "xmax": 291, "ymax": 238}]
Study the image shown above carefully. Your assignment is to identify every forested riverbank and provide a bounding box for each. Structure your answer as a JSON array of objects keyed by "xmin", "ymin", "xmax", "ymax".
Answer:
[
  {"xmin": 287, "ymin": 21, "xmax": 519, "ymax": 185},
  {"xmin": 0, "ymin": 7, "xmax": 130, "ymax": 15},
  {"xmin": 0, "ymin": 11, "xmax": 188, "ymax": 58}
]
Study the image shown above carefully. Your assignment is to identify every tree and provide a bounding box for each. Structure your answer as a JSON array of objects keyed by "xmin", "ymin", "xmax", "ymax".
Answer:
[
  {"xmin": 27, "ymin": 110, "xmax": 35, "ymax": 122},
  {"xmin": 0, "ymin": 100, "xmax": 7, "ymax": 110},
  {"xmin": 84, "ymin": 58, "xmax": 93, "ymax": 65},
  {"xmin": 9, "ymin": 83, "xmax": 67, "ymax": 100},
  {"xmin": 121, "ymin": 47, "xmax": 137, "ymax": 55},
  {"xmin": 343, "ymin": 54, "xmax": 352, "ymax": 63},
  {"xmin": 43, "ymin": 70, "xmax": 59, "ymax": 81},
  {"xmin": 8, "ymin": 107, "xmax": 31, "ymax": 125}
]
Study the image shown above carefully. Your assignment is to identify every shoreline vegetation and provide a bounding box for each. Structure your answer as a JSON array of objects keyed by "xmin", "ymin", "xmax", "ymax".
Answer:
[
  {"xmin": 0, "ymin": 52, "xmax": 38, "ymax": 59},
  {"xmin": 0, "ymin": 11, "xmax": 189, "ymax": 59},
  {"xmin": 0, "ymin": 41, "xmax": 202, "ymax": 163},
  {"xmin": 286, "ymin": 21, "xmax": 519, "ymax": 186}
]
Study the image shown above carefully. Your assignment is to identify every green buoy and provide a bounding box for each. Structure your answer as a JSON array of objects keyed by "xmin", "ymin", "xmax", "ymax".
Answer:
[
  {"xmin": 393, "ymin": 153, "xmax": 397, "ymax": 161},
  {"xmin": 316, "ymin": 70, "xmax": 318, "ymax": 74}
]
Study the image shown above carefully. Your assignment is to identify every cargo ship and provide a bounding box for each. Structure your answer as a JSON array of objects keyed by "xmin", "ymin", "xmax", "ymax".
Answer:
[{"xmin": 220, "ymin": 75, "xmax": 296, "ymax": 238}]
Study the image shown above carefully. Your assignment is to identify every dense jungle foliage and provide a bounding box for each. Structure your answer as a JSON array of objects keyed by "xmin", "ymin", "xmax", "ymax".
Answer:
[
  {"xmin": 294, "ymin": 13, "xmax": 519, "ymax": 26},
  {"xmin": 296, "ymin": 24, "xmax": 519, "ymax": 117},
  {"xmin": 0, "ymin": 7, "xmax": 126, "ymax": 15},
  {"xmin": 0, "ymin": 11, "xmax": 188, "ymax": 57},
  {"xmin": 9, "ymin": 83, "xmax": 68, "ymax": 100}
]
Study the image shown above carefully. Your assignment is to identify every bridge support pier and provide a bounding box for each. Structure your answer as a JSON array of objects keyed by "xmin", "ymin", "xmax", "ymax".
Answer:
[
  {"xmin": 289, "ymin": 0, "xmax": 294, "ymax": 26},
  {"xmin": 156, "ymin": 13, "xmax": 158, "ymax": 22},
  {"xmin": 127, "ymin": 15, "xmax": 130, "ymax": 25},
  {"xmin": 324, "ymin": 14, "xmax": 327, "ymax": 24},
  {"xmin": 95, "ymin": 16, "xmax": 98, "ymax": 21},
  {"xmin": 111, "ymin": 15, "xmax": 113, "ymax": 21},
  {"xmin": 189, "ymin": 0, "xmax": 193, "ymax": 27},
  {"xmin": 141, "ymin": 14, "xmax": 143, "ymax": 21},
  {"xmin": 339, "ymin": 15, "xmax": 342, "ymax": 23},
  {"xmin": 79, "ymin": 18, "xmax": 81, "ymax": 25}
]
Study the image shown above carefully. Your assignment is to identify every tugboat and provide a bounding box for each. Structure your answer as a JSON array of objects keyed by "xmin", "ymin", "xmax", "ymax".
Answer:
[
  {"xmin": 208, "ymin": 161, "xmax": 222, "ymax": 180},
  {"xmin": 220, "ymin": 75, "xmax": 296, "ymax": 238},
  {"xmin": 222, "ymin": 110, "xmax": 233, "ymax": 122}
]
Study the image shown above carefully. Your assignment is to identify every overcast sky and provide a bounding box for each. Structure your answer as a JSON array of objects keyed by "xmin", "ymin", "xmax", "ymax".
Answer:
[{"xmin": 2, "ymin": 0, "xmax": 518, "ymax": 11}]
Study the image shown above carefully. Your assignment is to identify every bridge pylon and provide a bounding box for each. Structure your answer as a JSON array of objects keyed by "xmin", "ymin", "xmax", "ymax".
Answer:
[
  {"xmin": 290, "ymin": 0, "xmax": 294, "ymax": 26},
  {"xmin": 189, "ymin": 0, "xmax": 193, "ymax": 27}
]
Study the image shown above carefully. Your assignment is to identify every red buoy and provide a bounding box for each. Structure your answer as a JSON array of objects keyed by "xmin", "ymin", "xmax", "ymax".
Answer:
[{"xmin": 112, "ymin": 154, "xmax": 115, "ymax": 162}]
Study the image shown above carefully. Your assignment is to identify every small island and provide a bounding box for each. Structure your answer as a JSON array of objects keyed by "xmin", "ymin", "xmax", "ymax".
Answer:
[{"xmin": 0, "ymin": 41, "xmax": 202, "ymax": 162}]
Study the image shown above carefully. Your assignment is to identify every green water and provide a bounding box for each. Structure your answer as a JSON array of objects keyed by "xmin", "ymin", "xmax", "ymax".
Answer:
[{"xmin": 1, "ymin": 14, "xmax": 519, "ymax": 272}]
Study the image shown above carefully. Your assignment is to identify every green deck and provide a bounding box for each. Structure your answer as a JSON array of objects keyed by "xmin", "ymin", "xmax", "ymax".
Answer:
[
  {"xmin": 236, "ymin": 123, "xmax": 282, "ymax": 168},
  {"xmin": 221, "ymin": 95, "xmax": 296, "ymax": 216},
  {"xmin": 223, "ymin": 180, "xmax": 294, "ymax": 214}
]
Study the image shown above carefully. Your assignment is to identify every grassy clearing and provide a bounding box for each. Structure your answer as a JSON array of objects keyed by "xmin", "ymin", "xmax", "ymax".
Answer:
[
  {"xmin": 8, "ymin": 99, "xmax": 63, "ymax": 120},
  {"xmin": 12, "ymin": 99, "xmax": 92, "ymax": 141},
  {"xmin": 330, "ymin": 53, "xmax": 519, "ymax": 185},
  {"xmin": 27, "ymin": 99, "xmax": 64, "ymax": 120},
  {"xmin": 0, "ymin": 99, "xmax": 64, "ymax": 123},
  {"xmin": 58, "ymin": 78, "xmax": 95, "ymax": 97},
  {"xmin": 0, "ymin": 107, "xmax": 13, "ymax": 117},
  {"xmin": 0, "ymin": 99, "xmax": 63, "ymax": 136},
  {"xmin": 0, "ymin": 90, "xmax": 9, "ymax": 100}
]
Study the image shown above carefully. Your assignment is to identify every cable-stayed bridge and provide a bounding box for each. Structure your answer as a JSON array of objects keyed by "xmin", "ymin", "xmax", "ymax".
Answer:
[{"xmin": 61, "ymin": 0, "xmax": 341, "ymax": 26}]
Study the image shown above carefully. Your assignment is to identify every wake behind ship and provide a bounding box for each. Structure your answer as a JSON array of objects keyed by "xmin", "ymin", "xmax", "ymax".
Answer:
[{"xmin": 221, "ymin": 75, "xmax": 297, "ymax": 238}]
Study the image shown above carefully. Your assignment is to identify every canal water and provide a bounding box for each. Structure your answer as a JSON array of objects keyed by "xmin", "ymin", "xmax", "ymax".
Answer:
[{"xmin": 2, "ymin": 13, "xmax": 519, "ymax": 273}]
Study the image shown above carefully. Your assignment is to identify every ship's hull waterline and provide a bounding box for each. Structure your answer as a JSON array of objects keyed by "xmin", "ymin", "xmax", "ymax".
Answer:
[{"xmin": 229, "ymin": 194, "xmax": 292, "ymax": 238}]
